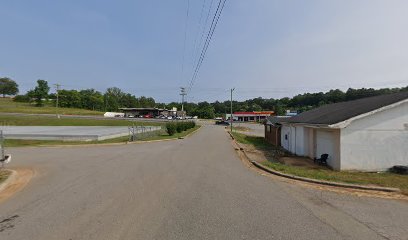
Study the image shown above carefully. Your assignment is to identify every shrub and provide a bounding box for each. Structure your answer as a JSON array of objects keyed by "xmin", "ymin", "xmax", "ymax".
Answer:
[
  {"xmin": 176, "ymin": 122, "xmax": 184, "ymax": 133},
  {"xmin": 167, "ymin": 121, "xmax": 196, "ymax": 135},
  {"xmin": 166, "ymin": 122, "xmax": 177, "ymax": 136},
  {"xmin": 13, "ymin": 95, "xmax": 30, "ymax": 102}
]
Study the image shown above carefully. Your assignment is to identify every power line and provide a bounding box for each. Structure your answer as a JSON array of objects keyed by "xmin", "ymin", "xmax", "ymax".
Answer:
[
  {"xmin": 190, "ymin": 0, "xmax": 208, "ymax": 68},
  {"xmin": 187, "ymin": 0, "xmax": 227, "ymax": 93},
  {"xmin": 188, "ymin": 0, "xmax": 225, "ymax": 92},
  {"xmin": 180, "ymin": 0, "xmax": 191, "ymax": 84},
  {"xmin": 186, "ymin": 0, "xmax": 214, "ymax": 102}
]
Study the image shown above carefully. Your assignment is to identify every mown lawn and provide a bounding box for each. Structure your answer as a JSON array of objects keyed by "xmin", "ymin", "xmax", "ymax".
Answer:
[
  {"xmin": 0, "ymin": 98, "xmax": 103, "ymax": 115},
  {"xmin": 231, "ymin": 131, "xmax": 408, "ymax": 195},
  {"xmin": 263, "ymin": 161, "xmax": 408, "ymax": 195},
  {"xmin": 231, "ymin": 131, "xmax": 271, "ymax": 149},
  {"xmin": 0, "ymin": 115, "xmax": 163, "ymax": 126},
  {"xmin": 4, "ymin": 136, "xmax": 130, "ymax": 147}
]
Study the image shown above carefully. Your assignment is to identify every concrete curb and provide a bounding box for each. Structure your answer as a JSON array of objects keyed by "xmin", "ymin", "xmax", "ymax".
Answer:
[
  {"xmin": 251, "ymin": 161, "xmax": 401, "ymax": 193},
  {"xmin": 0, "ymin": 169, "xmax": 17, "ymax": 193},
  {"xmin": 227, "ymin": 131, "xmax": 401, "ymax": 193}
]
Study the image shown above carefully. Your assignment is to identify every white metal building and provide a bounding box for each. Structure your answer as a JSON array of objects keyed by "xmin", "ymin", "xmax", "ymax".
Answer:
[{"xmin": 279, "ymin": 92, "xmax": 408, "ymax": 171}]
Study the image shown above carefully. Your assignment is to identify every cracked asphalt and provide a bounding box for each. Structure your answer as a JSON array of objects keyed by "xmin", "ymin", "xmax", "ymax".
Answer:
[{"xmin": 0, "ymin": 124, "xmax": 407, "ymax": 240}]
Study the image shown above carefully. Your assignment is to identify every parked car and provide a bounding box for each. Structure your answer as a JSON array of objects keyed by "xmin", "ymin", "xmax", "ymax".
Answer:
[
  {"xmin": 167, "ymin": 116, "xmax": 173, "ymax": 120},
  {"xmin": 215, "ymin": 120, "xmax": 230, "ymax": 125}
]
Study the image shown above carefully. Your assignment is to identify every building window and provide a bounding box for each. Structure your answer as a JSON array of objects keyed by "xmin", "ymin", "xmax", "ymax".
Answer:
[{"xmin": 285, "ymin": 134, "xmax": 288, "ymax": 140}]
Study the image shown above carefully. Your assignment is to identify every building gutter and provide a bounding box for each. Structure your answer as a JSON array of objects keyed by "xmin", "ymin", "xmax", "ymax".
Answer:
[{"xmin": 281, "ymin": 122, "xmax": 331, "ymax": 129}]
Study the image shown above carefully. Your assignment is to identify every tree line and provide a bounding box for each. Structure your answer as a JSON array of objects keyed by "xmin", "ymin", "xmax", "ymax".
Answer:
[
  {"xmin": 2, "ymin": 76, "xmax": 407, "ymax": 118},
  {"xmin": 4, "ymin": 78, "xmax": 156, "ymax": 111},
  {"xmin": 165, "ymin": 86, "xmax": 408, "ymax": 118}
]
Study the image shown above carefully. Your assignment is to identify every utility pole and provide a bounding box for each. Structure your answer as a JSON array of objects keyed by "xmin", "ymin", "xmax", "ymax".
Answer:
[
  {"xmin": 0, "ymin": 130, "xmax": 4, "ymax": 162},
  {"xmin": 180, "ymin": 87, "xmax": 187, "ymax": 112},
  {"xmin": 230, "ymin": 88, "xmax": 235, "ymax": 132},
  {"xmin": 54, "ymin": 84, "xmax": 61, "ymax": 119}
]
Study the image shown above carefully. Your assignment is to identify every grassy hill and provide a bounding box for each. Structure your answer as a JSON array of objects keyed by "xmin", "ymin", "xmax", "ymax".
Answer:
[{"xmin": 0, "ymin": 98, "xmax": 103, "ymax": 116}]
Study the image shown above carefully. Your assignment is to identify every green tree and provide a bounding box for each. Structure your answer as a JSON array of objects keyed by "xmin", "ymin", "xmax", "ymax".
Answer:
[
  {"xmin": 193, "ymin": 102, "xmax": 215, "ymax": 119},
  {"xmin": 28, "ymin": 79, "xmax": 50, "ymax": 106},
  {"xmin": 79, "ymin": 89, "xmax": 104, "ymax": 110},
  {"xmin": 58, "ymin": 90, "xmax": 81, "ymax": 108},
  {"xmin": 104, "ymin": 87, "xmax": 124, "ymax": 111},
  {"xmin": 0, "ymin": 77, "xmax": 19, "ymax": 97},
  {"xmin": 138, "ymin": 96, "xmax": 156, "ymax": 107},
  {"xmin": 274, "ymin": 104, "xmax": 286, "ymax": 116}
]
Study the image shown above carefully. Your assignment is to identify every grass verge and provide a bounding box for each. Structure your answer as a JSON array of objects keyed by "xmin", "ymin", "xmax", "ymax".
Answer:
[
  {"xmin": 0, "ymin": 169, "xmax": 11, "ymax": 185},
  {"xmin": 231, "ymin": 131, "xmax": 408, "ymax": 195},
  {"xmin": 0, "ymin": 115, "xmax": 163, "ymax": 126},
  {"xmin": 4, "ymin": 135, "xmax": 130, "ymax": 147},
  {"xmin": 0, "ymin": 98, "xmax": 103, "ymax": 115},
  {"xmin": 231, "ymin": 131, "xmax": 271, "ymax": 149},
  {"xmin": 232, "ymin": 126, "xmax": 251, "ymax": 132}
]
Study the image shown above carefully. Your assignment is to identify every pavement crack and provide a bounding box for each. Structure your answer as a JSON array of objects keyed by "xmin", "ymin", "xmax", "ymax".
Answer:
[{"xmin": 0, "ymin": 214, "xmax": 19, "ymax": 233}]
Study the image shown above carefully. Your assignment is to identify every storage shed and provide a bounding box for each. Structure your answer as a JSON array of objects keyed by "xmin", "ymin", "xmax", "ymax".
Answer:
[{"xmin": 271, "ymin": 92, "xmax": 408, "ymax": 171}]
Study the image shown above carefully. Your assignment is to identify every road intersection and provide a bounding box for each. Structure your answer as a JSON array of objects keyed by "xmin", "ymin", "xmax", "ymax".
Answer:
[{"xmin": 0, "ymin": 125, "xmax": 407, "ymax": 240}]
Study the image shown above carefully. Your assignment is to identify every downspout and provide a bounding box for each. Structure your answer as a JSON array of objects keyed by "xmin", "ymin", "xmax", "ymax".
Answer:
[{"xmin": 294, "ymin": 125, "xmax": 297, "ymax": 155}]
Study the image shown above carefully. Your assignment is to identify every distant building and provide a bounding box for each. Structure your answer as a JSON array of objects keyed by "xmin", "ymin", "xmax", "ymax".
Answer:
[
  {"xmin": 226, "ymin": 111, "xmax": 274, "ymax": 122},
  {"xmin": 119, "ymin": 108, "xmax": 168, "ymax": 118},
  {"xmin": 285, "ymin": 110, "xmax": 298, "ymax": 116},
  {"xmin": 119, "ymin": 107, "xmax": 186, "ymax": 118}
]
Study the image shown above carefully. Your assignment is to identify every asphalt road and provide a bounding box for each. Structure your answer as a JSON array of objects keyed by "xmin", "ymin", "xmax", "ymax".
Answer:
[{"xmin": 0, "ymin": 125, "xmax": 407, "ymax": 240}]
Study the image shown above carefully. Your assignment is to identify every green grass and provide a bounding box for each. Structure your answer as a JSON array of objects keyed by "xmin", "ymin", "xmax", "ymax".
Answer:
[
  {"xmin": 4, "ymin": 125, "xmax": 201, "ymax": 147},
  {"xmin": 4, "ymin": 135, "xmax": 130, "ymax": 147},
  {"xmin": 0, "ymin": 169, "xmax": 11, "ymax": 184},
  {"xmin": 0, "ymin": 98, "xmax": 103, "ymax": 115},
  {"xmin": 263, "ymin": 161, "xmax": 408, "ymax": 194},
  {"xmin": 231, "ymin": 126, "xmax": 250, "ymax": 132},
  {"xmin": 231, "ymin": 131, "xmax": 271, "ymax": 149},
  {"xmin": 0, "ymin": 115, "xmax": 163, "ymax": 126},
  {"xmin": 231, "ymin": 131, "xmax": 408, "ymax": 195}
]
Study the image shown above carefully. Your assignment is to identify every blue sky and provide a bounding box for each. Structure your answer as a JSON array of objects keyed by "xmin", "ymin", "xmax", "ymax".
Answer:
[{"xmin": 1, "ymin": 0, "xmax": 408, "ymax": 103}]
